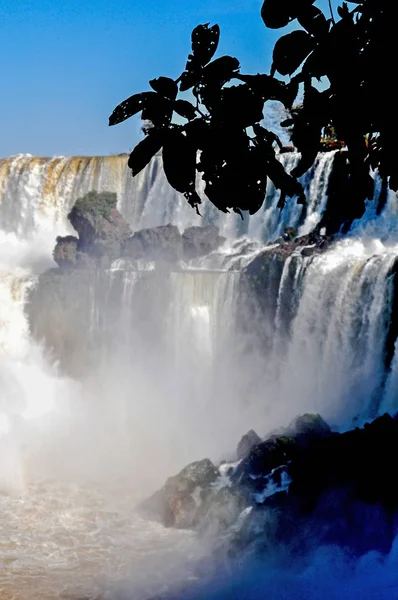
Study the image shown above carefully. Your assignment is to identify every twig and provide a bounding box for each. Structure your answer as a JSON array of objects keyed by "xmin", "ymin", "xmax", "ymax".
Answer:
[{"xmin": 328, "ymin": 0, "xmax": 336, "ymax": 25}]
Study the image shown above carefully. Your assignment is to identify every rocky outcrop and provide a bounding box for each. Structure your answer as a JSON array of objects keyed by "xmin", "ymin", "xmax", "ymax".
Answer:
[
  {"xmin": 139, "ymin": 459, "xmax": 219, "ymax": 528},
  {"xmin": 52, "ymin": 192, "xmax": 226, "ymax": 269},
  {"xmin": 182, "ymin": 226, "xmax": 226, "ymax": 260},
  {"xmin": 122, "ymin": 224, "xmax": 183, "ymax": 263},
  {"xmin": 68, "ymin": 191, "xmax": 132, "ymax": 262},
  {"xmin": 52, "ymin": 191, "xmax": 132, "ymax": 268},
  {"xmin": 236, "ymin": 429, "xmax": 262, "ymax": 461},
  {"xmin": 142, "ymin": 412, "xmax": 398, "ymax": 557}
]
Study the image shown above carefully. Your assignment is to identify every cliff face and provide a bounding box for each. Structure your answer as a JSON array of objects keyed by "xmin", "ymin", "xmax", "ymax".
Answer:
[{"xmin": 27, "ymin": 268, "xmax": 171, "ymax": 376}]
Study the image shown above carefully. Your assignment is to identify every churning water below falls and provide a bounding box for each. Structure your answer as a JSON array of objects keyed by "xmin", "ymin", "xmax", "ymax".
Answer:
[{"xmin": 1, "ymin": 152, "xmax": 398, "ymax": 598}]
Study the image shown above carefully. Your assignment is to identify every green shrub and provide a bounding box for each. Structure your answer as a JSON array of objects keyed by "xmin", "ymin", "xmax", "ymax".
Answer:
[{"xmin": 73, "ymin": 191, "xmax": 117, "ymax": 218}]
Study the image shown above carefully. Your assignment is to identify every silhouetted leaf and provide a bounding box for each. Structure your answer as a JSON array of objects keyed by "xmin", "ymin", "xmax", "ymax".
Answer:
[
  {"xmin": 267, "ymin": 154, "xmax": 304, "ymax": 198},
  {"xmin": 149, "ymin": 77, "xmax": 178, "ymax": 100},
  {"xmin": 216, "ymin": 85, "xmax": 264, "ymax": 127},
  {"xmin": 174, "ymin": 99, "xmax": 197, "ymax": 120},
  {"xmin": 109, "ymin": 92, "xmax": 156, "ymax": 126},
  {"xmin": 261, "ymin": 0, "xmax": 291, "ymax": 29},
  {"xmin": 261, "ymin": 0, "xmax": 316, "ymax": 29},
  {"xmin": 183, "ymin": 118, "xmax": 210, "ymax": 149},
  {"xmin": 192, "ymin": 23, "xmax": 220, "ymax": 66},
  {"xmin": 337, "ymin": 2, "xmax": 351, "ymax": 18},
  {"xmin": 179, "ymin": 70, "xmax": 201, "ymax": 92},
  {"xmin": 237, "ymin": 74, "xmax": 290, "ymax": 105},
  {"xmin": 162, "ymin": 131, "xmax": 197, "ymax": 193},
  {"xmin": 141, "ymin": 95, "xmax": 174, "ymax": 127},
  {"xmin": 128, "ymin": 131, "xmax": 164, "ymax": 176},
  {"xmin": 289, "ymin": 86, "xmax": 327, "ymax": 177},
  {"xmin": 272, "ymin": 30, "xmax": 315, "ymax": 76},
  {"xmin": 298, "ymin": 5, "xmax": 329, "ymax": 37},
  {"xmin": 202, "ymin": 56, "xmax": 240, "ymax": 86},
  {"xmin": 301, "ymin": 42, "xmax": 329, "ymax": 79}
]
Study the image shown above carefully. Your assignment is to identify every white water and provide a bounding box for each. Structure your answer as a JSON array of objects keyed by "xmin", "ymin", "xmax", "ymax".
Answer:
[
  {"xmin": 0, "ymin": 151, "xmax": 336, "ymax": 243},
  {"xmin": 262, "ymin": 239, "xmax": 398, "ymax": 426},
  {"xmin": 1, "ymin": 151, "xmax": 398, "ymax": 597}
]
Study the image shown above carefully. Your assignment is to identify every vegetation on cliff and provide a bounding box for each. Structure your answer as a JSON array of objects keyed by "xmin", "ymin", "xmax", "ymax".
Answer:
[{"xmin": 72, "ymin": 190, "xmax": 117, "ymax": 219}]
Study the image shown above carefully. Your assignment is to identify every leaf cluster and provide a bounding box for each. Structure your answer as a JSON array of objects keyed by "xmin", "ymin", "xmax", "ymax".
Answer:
[{"xmin": 110, "ymin": 1, "xmax": 397, "ymax": 219}]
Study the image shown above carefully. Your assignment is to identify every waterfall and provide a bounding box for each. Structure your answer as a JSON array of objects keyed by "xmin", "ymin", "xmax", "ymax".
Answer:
[
  {"xmin": 0, "ymin": 151, "xmax": 337, "ymax": 244},
  {"xmin": 273, "ymin": 241, "xmax": 397, "ymax": 425},
  {"xmin": 1, "ymin": 146, "xmax": 398, "ymax": 596}
]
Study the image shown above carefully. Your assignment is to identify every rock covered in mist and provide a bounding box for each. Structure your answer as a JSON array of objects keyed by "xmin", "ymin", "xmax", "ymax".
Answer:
[
  {"xmin": 143, "ymin": 412, "xmax": 398, "ymax": 557},
  {"xmin": 289, "ymin": 412, "xmax": 331, "ymax": 440},
  {"xmin": 182, "ymin": 226, "xmax": 226, "ymax": 260},
  {"xmin": 236, "ymin": 429, "xmax": 262, "ymax": 461},
  {"xmin": 123, "ymin": 223, "xmax": 184, "ymax": 263},
  {"xmin": 139, "ymin": 458, "xmax": 219, "ymax": 528},
  {"xmin": 53, "ymin": 235, "xmax": 79, "ymax": 269}
]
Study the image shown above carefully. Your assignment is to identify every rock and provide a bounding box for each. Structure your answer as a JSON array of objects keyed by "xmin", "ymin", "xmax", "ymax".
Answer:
[
  {"xmin": 53, "ymin": 236, "xmax": 79, "ymax": 268},
  {"xmin": 123, "ymin": 224, "xmax": 183, "ymax": 263},
  {"xmin": 236, "ymin": 429, "xmax": 262, "ymax": 461},
  {"xmin": 197, "ymin": 486, "xmax": 249, "ymax": 534},
  {"xmin": 139, "ymin": 458, "xmax": 219, "ymax": 528},
  {"xmin": 288, "ymin": 413, "xmax": 332, "ymax": 438},
  {"xmin": 234, "ymin": 436, "xmax": 296, "ymax": 483},
  {"xmin": 68, "ymin": 191, "xmax": 132, "ymax": 261},
  {"xmin": 234, "ymin": 413, "xmax": 332, "ymax": 483},
  {"xmin": 182, "ymin": 226, "xmax": 226, "ymax": 260},
  {"xmin": 138, "ymin": 412, "xmax": 398, "ymax": 559},
  {"xmin": 282, "ymin": 226, "xmax": 297, "ymax": 241}
]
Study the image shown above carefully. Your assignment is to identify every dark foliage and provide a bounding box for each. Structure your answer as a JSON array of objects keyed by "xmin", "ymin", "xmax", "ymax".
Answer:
[{"xmin": 110, "ymin": 2, "xmax": 397, "ymax": 220}]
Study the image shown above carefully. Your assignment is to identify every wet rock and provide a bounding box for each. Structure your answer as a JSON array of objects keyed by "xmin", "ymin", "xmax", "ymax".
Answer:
[
  {"xmin": 287, "ymin": 413, "xmax": 332, "ymax": 447},
  {"xmin": 234, "ymin": 436, "xmax": 296, "ymax": 483},
  {"xmin": 139, "ymin": 458, "xmax": 219, "ymax": 528},
  {"xmin": 123, "ymin": 224, "xmax": 183, "ymax": 263},
  {"xmin": 234, "ymin": 413, "xmax": 332, "ymax": 483},
  {"xmin": 139, "ymin": 412, "xmax": 398, "ymax": 558},
  {"xmin": 198, "ymin": 486, "xmax": 250, "ymax": 533},
  {"xmin": 236, "ymin": 429, "xmax": 262, "ymax": 461},
  {"xmin": 182, "ymin": 226, "xmax": 226, "ymax": 260}
]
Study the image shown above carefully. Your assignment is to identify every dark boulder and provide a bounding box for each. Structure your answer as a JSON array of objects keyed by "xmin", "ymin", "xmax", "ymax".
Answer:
[
  {"xmin": 142, "ymin": 412, "xmax": 398, "ymax": 560},
  {"xmin": 123, "ymin": 224, "xmax": 183, "ymax": 263},
  {"xmin": 236, "ymin": 429, "xmax": 262, "ymax": 461},
  {"xmin": 234, "ymin": 435, "xmax": 296, "ymax": 483},
  {"xmin": 287, "ymin": 413, "xmax": 332, "ymax": 448},
  {"xmin": 182, "ymin": 226, "xmax": 226, "ymax": 260}
]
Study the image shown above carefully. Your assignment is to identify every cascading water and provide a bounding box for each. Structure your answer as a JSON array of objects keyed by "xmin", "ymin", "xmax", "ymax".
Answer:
[
  {"xmin": 243, "ymin": 239, "xmax": 398, "ymax": 428},
  {"xmin": 0, "ymin": 151, "xmax": 337, "ymax": 243},
  {"xmin": 1, "ymin": 149, "xmax": 398, "ymax": 597}
]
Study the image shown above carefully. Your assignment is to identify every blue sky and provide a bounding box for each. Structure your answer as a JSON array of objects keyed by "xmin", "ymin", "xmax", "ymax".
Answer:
[{"xmin": 0, "ymin": 0, "xmax": 333, "ymax": 157}]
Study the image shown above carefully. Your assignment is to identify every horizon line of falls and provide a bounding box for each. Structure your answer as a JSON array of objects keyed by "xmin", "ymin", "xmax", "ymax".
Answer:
[{"xmin": 1, "ymin": 150, "xmax": 398, "ymax": 596}]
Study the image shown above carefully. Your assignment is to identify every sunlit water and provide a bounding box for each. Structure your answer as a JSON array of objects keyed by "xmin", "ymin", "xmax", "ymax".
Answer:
[{"xmin": 0, "ymin": 481, "xmax": 202, "ymax": 600}]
